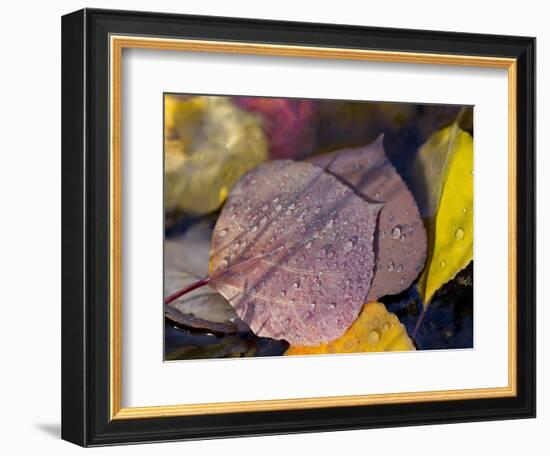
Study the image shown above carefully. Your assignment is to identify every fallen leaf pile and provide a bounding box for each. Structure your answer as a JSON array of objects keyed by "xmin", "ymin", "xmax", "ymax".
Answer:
[
  {"xmin": 164, "ymin": 97, "xmax": 474, "ymax": 358},
  {"xmin": 203, "ymin": 137, "xmax": 427, "ymax": 347}
]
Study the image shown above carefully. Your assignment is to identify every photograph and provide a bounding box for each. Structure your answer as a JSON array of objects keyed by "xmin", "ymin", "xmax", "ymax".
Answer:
[
  {"xmin": 57, "ymin": 6, "xmax": 536, "ymax": 447},
  {"xmin": 163, "ymin": 94, "xmax": 474, "ymax": 360}
]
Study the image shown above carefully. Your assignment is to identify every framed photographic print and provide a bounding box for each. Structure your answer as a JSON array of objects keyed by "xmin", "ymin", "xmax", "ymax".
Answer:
[{"xmin": 61, "ymin": 8, "xmax": 536, "ymax": 446}]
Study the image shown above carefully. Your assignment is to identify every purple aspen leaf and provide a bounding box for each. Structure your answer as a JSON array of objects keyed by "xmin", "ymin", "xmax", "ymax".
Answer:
[
  {"xmin": 309, "ymin": 135, "xmax": 427, "ymax": 300},
  {"xmin": 209, "ymin": 160, "xmax": 382, "ymax": 346}
]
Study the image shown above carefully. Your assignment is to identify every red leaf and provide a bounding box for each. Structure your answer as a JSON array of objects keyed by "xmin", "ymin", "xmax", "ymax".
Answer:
[{"xmin": 234, "ymin": 97, "xmax": 316, "ymax": 159}]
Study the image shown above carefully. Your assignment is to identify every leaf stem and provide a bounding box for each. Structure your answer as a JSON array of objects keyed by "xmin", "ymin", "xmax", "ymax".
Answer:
[
  {"xmin": 412, "ymin": 306, "xmax": 427, "ymax": 340},
  {"xmin": 164, "ymin": 277, "xmax": 211, "ymax": 305}
]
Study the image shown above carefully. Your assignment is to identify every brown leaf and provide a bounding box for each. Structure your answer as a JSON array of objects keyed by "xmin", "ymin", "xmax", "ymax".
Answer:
[
  {"xmin": 309, "ymin": 135, "xmax": 427, "ymax": 300},
  {"xmin": 209, "ymin": 160, "xmax": 382, "ymax": 346}
]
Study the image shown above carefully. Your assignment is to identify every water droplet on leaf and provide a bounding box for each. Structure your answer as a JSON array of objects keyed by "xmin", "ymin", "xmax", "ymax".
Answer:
[
  {"xmin": 391, "ymin": 226, "xmax": 402, "ymax": 239},
  {"xmin": 368, "ymin": 330, "xmax": 380, "ymax": 345}
]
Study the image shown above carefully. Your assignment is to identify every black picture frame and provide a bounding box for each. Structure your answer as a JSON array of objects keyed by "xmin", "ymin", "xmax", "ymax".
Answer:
[{"xmin": 62, "ymin": 8, "xmax": 536, "ymax": 447}]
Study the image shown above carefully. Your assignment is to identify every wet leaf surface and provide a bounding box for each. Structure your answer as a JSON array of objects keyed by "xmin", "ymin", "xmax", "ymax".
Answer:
[
  {"xmin": 163, "ymin": 97, "xmax": 474, "ymax": 360},
  {"xmin": 412, "ymin": 123, "xmax": 473, "ymax": 306},
  {"xmin": 286, "ymin": 302, "xmax": 414, "ymax": 355},
  {"xmin": 309, "ymin": 136, "xmax": 427, "ymax": 301},
  {"xmin": 209, "ymin": 160, "xmax": 382, "ymax": 346}
]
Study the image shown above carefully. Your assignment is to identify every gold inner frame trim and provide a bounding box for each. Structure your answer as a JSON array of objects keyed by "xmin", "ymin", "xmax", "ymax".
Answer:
[{"xmin": 109, "ymin": 35, "xmax": 518, "ymax": 420}]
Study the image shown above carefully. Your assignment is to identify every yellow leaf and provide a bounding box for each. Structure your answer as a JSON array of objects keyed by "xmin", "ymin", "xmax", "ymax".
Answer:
[
  {"xmin": 285, "ymin": 302, "xmax": 415, "ymax": 355},
  {"xmin": 164, "ymin": 96, "xmax": 268, "ymax": 217},
  {"xmin": 164, "ymin": 95, "xmax": 177, "ymax": 134},
  {"xmin": 414, "ymin": 123, "xmax": 473, "ymax": 306}
]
